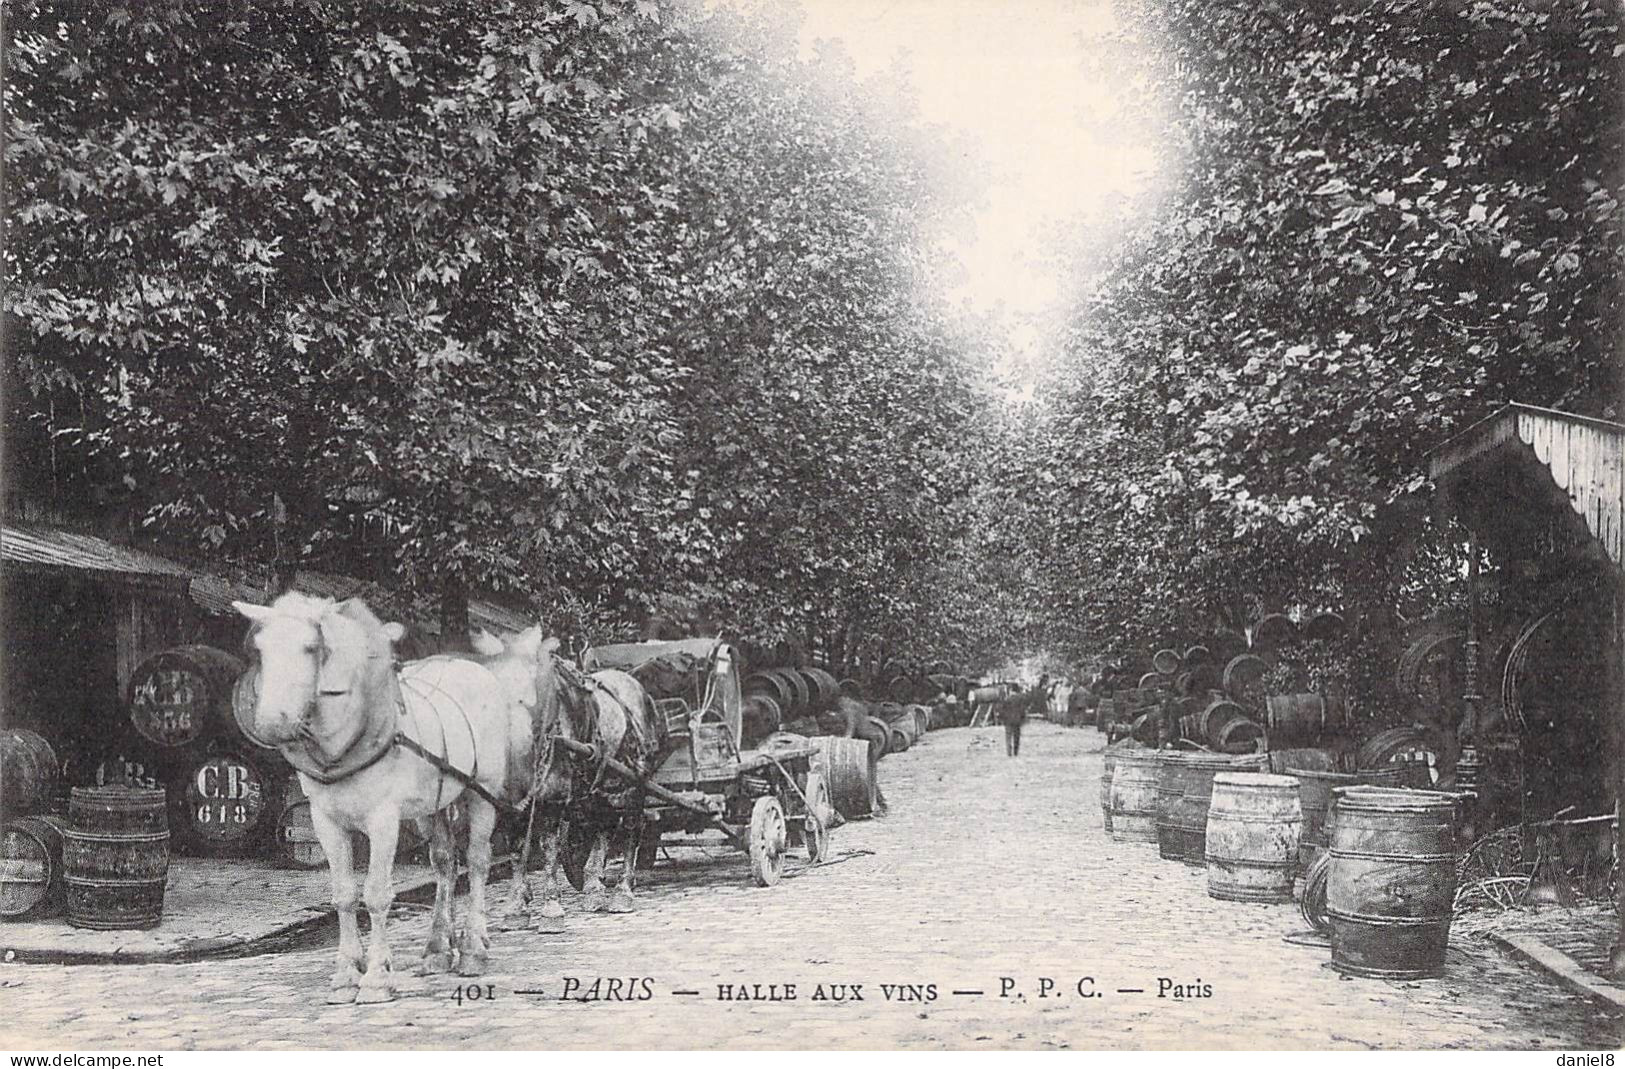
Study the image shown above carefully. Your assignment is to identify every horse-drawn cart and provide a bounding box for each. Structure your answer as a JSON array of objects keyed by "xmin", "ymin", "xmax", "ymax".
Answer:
[{"xmin": 569, "ymin": 638, "xmax": 832, "ymax": 886}]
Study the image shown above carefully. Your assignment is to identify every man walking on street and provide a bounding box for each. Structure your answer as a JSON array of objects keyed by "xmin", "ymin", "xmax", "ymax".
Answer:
[{"xmin": 1001, "ymin": 674, "xmax": 1048, "ymax": 757}]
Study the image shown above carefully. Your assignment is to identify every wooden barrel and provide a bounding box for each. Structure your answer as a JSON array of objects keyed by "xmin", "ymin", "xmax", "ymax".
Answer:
[
  {"xmin": 810, "ymin": 736, "xmax": 879, "ymax": 820},
  {"xmin": 863, "ymin": 715, "xmax": 893, "ymax": 758},
  {"xmin": 177, "ymin": 751, "xmax": 277, "ymax": 855},
  {"xmin": 1289, "ymin": 766, "xmax": 1411, "ymax": 867},
  {"xmin": 886, "ymin": 720, "xmax": 912, "ymax": 754},
  {"xmin": 743, "ymin": 671, "xmax": 795, "ymax": 712},
  {"xmin": 1204, "ymin": 772, "xmax": 1301, "ymax": 903},
  {"xmin": 774, "ymin": 669, "xmax": 812, "ymax": 715},
  {"xmin": 1326, "ymin": 786, "xmax": 1457, "ymax": 979},
  {"xmin": 127, "ymin": 645, "xmax": 247, "ymax": 750},
  {"xmin": 1264, "ymin": 693, "xmax": 1348, "ymax": 745},
  {"xmin": 1108, "ymin": 751, "xmax": 1161, "ymax": 843},
  {"xmin": 1155, "ymin": 752, "xmax": 1199, "ymax": 861},
  {"xmin": 62, "ymin": 786, "xmax": 169, "ymax": 930},
  {"xmin": 0, "ymin": 729, "xmax": 59, "ymax": 817},
  {"xmin": 1199, "ymin": 700, "xmax": 1265, "ymax": 754},
  {"xmin": 1162, "ymin": 753, "xmax": 1265, "ymax": 865},
  {"xmin": 799, "ymin": 667, "xmax": 841, "ymax": 710},
  {"xmin": 1, "ymin": 814, "xmax": 69, "ymax": 918},
  {"xmin": 229, "ymin": 664, "xmax": 284, "ymax": 750}
]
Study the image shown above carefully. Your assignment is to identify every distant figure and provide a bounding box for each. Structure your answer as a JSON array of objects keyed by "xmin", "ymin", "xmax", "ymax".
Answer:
[{"xmin": 1000, "ymin": 674, "xmax": 1049, "ymax": 757}]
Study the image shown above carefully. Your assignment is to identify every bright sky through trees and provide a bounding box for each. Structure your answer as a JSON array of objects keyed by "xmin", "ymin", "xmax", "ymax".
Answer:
[{"xmin": 791, "ymin": 0, "xmax": 1162, "ymax": 333}]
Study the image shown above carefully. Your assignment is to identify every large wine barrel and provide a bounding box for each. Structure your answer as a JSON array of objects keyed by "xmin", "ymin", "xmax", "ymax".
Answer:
[
  {"xmin": 126, "ymin": 645, "xmax": 247, "ymax": 750},
  {"xmin": 1160, "ymin": 753, "xmax": 1266, "ymax": 865},
  {"xmin": 1264, "ymin": 694, "xmax": 1348, "ymax": 745},
  {"xmin": 1326, "ymin": 786, "xmax": 1457, "ymax": 979},
  {"xmin": 1222, "ymin": 654, "xmax": 1268, "ymax": 704},
  {"xmin": 743, "ymin": 672, "xmax": 796, "ymax": 715},
  {"xmin": 177, "ymin": 751, "xmax": 277, "ymax": 855},
  {"xmin": 1204, "ymin": 772, "xmax": 1301, "ymax": 903},
  {"xmin": 1288, "ymin": 766, "xmax": 1412, "ymax": 867},
  {"xmin": 1151, "ymin": 649, "xmax": 1182, "ymax": 675},
  {"xmin": 1108, "ymin": 751, "xmax": 1161, "ymax": 844},
  {"xmin": 799, "ymin": 668, "xmax": 842, "ymax": 710},
  {"xmin": 1, "ymin": 814, "xmax": 69, "ymax": 919},
  {"xmin": 1199, "ymin": 699, "xmax": 1265, "ymax": 753},
  {"xmin": 0, "ymin": 729, "xmax": 59, "ymax": 817},
  {"xmin": 1251, "ymin": 613, "xmax": 1298, "ymax": 650},
  {"xmin": 810, "ymin": 736, "xmax": 879, "ymax": 820},
  {"xmin": 771, "ymin": 669, "xmax": 811, "ymax": 716},
  {"xmin": 862, "ymin": 715, "xmax": 893, "ymax": 759},
  {"xmin": 63, "ymin": 786, "xmax": 170, "ymax": 930}
]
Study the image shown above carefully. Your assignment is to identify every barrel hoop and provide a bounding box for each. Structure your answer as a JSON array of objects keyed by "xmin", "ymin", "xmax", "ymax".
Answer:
[
  {"xmin": 1325, "ymin": 906, "xmax": 1452, "ymax": 926},
  {"xmin": 1207, "ymin": 814, "xmax": 1302, "ymax": 825},
  {"xmin": 1114, "ymin": 807, "xmax": 1158, "ymax": 819},
  {"xmin": 1204, "ymin": 854, "xmax": 1295, "ymax": 870},
  {"xmin": 61, "ymin": 832, "xmax": 171, "ymax": 845},
  {"xmin": 1328, "ymin": 848, "xmax": 1454, "ymax": 863},
  {"xmin": 64, "ymin": 876, "xmax": 167, "ymax": 888}
]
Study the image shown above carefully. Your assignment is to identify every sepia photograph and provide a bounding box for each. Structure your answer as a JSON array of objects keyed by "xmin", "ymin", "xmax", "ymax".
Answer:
[{"xmin": 0, "ymin": 0, "xmax": 1622, "ymax": 1054}]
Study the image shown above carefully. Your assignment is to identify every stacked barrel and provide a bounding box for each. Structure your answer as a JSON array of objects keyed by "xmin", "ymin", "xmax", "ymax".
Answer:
[
  {"xmin": 120, "ymin": 646, "xmax": 290, "ymax": 861},
  {"xmin": 1, "ymin": 729, "xmax": 68, "ymax": 921}
]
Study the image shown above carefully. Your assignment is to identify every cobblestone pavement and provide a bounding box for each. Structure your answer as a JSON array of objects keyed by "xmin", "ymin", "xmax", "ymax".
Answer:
[{"xmin": 3, "ymin": 723, "xmax": 1621, "ymax": 1050}]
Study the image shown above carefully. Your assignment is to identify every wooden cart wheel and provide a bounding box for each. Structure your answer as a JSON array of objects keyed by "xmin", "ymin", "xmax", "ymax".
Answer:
[
  {"xmin": 802, "ymin": 773, "xmax": 831, "ymax": 864},
  {"xmin": 747, "ymin": 796, "xmax": 787, "ymax": 887},
  {"xmin": 562, "ymin": 819, "xmax": 592, "ymax": 893}
]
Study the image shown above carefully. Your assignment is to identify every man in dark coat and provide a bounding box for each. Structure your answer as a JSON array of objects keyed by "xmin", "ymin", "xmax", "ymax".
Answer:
[{"xmin": 1000, "ymin": 674, "xmax": 1048, "ymax": 757}]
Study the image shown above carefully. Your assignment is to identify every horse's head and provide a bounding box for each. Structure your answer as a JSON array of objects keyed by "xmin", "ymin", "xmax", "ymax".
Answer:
[
  {"xmin": 234, "ymin": 594, "xmax": 405, "ymax": 746},
  {"xmin": 471, "ymin": 626, "xmax": 558, "ymax": 719}
]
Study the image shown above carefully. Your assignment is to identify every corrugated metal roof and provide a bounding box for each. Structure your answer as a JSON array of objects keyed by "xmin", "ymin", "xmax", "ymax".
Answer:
[
  {"xmin": 1, "ymin": 523, "xmax": 196, "ymax": 586},
  {"xmin": 191, "ymin": 567, "xmax": 532, "ymax": 636}
]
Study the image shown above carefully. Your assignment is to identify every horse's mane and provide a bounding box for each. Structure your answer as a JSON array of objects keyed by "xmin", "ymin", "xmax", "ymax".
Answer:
[{"xmin": 263, "ymin": 591, "xmax": 334, "ymax": 623}]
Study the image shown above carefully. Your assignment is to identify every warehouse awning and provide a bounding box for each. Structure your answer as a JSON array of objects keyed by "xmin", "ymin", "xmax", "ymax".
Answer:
[
  {"xmin": 0, "ymin": 523, "xmax": 196, "ymax": 589},
  {"xmin": 190, "ymin": 567, "xmax": 532, "ymax": 636},
  {"xmin": 1427, "ymin": 402, "xmax": 1624, "ymax": 573}
]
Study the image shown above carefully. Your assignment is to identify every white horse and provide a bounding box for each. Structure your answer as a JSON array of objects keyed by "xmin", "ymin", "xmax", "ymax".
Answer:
[
  {"xmin": 469, "ymin": 629, "xmax": 660, "ymax": 929},
  {"xmin": 235, "ymin": 594, "xmax": 523, "ymax": 1003}
]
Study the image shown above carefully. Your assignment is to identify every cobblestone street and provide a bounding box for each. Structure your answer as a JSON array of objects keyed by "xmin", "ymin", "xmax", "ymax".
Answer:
[{"xmin": 3, "ymin": 722, "xmax": 1621, "ymax": 1050}]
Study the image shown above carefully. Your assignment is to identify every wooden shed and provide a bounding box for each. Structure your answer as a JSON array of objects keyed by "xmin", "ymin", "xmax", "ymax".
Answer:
[
  {"xmin": 1427, "ymin": 402, "xmax": 1624, "ymax": 975},
  {"xmin": 1, "ymin": 522, "xmax": 201, "ymax": 764}
]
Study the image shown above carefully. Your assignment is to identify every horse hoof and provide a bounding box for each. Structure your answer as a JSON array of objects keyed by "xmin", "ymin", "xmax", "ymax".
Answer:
[
  {"xmin": 537, "ymin": 900, "xmax": 565, "ymax": 920},
  {"xmin": 457, "ymin": 951, "xmax": 489, "ymax": 977},
  {"xmin": 355, "ymin": 985, "xmax": 396, "ymax": 1005},
  {"xmin": 531, "ymin": 913, "xmax": 565, "ymax": 934},
  {"xmin": 416, "ymin": 952, "xmax": 454, "ymax": 975},
  {"xmin": 325, "ymin": 987, "xmax": 358, "ymax": 1005},
  {"xmin": 606, "ymin": 893, "xmax": 635, "ymax": 915},
  {"xmin": 491, "ymin": 913, "xmax": 529, "ymax": 934},
  {"xmin": 583, "ymin": 891, "xmax": 608, "ymax": 913}
]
